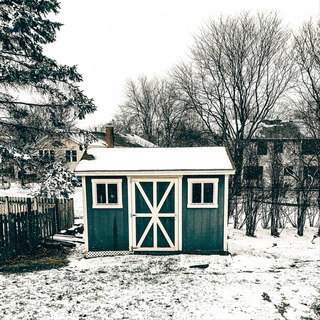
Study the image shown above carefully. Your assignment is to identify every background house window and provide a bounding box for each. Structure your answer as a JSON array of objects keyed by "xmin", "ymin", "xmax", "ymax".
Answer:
[
  {"xmin": 274, "ymin": 141, "xmax": 283, "ymax": 154},
  {"xmin": 257, "ymin": 141, "xmax": 267, "ymax": 155},
  {"xmin": 187, "ymin": 178, "xmax": 219, "ymax": 208},
  {"xmin": 66, "ymin": 150, "xmax": 77, "ymax": 162},
  {"xmin": 39, "ymin": 149, "xmax": 54, "ymax": 161},
  {"xmin": 243, "ymin": 166, "xmax": 263, "ymax": 180},
  {"xmin": 72, "ymin": 150, "xmax": 77, "ymax": 162},
  {"xmin": 302, "ymin": 140, "xmax": 319, "ymax": 155},
  {"xmin": 50, "ymin": 150, "xmax": 55, "ymax": 161},
  {"xmin": 92, "ymin": 179, "xmax": 123, "ymax": 208},
  {"xmin": 66, "ymin": 150, "xmax": 70, "ymax": 162}
]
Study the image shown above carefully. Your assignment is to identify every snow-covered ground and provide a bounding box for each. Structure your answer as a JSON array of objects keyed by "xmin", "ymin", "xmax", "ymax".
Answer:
[{"xmin": 0, "ymin": 184, "xmax": 319, "ymax": 319}]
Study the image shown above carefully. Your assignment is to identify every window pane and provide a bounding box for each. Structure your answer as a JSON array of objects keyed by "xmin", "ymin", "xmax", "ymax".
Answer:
[
  {"xmin": 244, "ymin": 166, "xmax": 263, "ymax": 180},
  {"xmin": 107, "ymin": 183, "xmax": 118, "ymax": 204},
  {"xmin": 66, "ymin": 150, "xmax": 71, "ymax": 162},
  {"xmin": 192, "ymin": 183, "xmax": 202, "ymax": 203},
  {"xmin": 203, "ymin": 183, "xmax": 214, "ymax": 203},
  {"xmin": 302, "ymin": 140, "xmax": 317, "ymax": 155},
  {"xmin": 72, "ymin": 150, "xmax": 77, "ymax": 162},
  {"xmin": 96, "ymin": 184, "xmax": 106, "ymax": 203},
  {"xmin": 257, "ymin": 141, "xmax": 267, "ymax": 155},
  {"xmin": 50, "ymin": 150, "xmax": 55, "ymax": 161},
  {"xmin": 274, "ymin": 141, "xmax": 283, "ymax": 154}
]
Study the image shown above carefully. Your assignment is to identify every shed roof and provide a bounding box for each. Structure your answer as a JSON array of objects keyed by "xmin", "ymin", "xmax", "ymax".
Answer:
[{"xmin": 75, "ymin": 147, "xmax": 235, "ymax": 176}]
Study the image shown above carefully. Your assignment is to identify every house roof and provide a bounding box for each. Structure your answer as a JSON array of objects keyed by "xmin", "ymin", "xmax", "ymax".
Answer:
[
  {"xmin": 255, "ymin": 120, "xmax": 303, "ymax": 139},
  {"xmin": 92, "ymin": 132, "xmax": 156, "ymax": 148},
  {"xmin": 75, "ymin": 147, "xmax": 235, "ymax": 176}
]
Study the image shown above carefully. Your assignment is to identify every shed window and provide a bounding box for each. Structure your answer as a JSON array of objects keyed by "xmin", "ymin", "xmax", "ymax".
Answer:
[
  {"xmin": 187, "ymin": 178, "xmax": 219, "ymax": 208},
  {"xmin": 92, "ymin": 179, "xmax": 122, "ymax": 209}
]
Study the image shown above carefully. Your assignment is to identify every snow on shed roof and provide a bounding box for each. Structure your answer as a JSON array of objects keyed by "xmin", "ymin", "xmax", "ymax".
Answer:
[{"xmin": 75, "ymin": 147, "xmax": 235, "ymax": 176}]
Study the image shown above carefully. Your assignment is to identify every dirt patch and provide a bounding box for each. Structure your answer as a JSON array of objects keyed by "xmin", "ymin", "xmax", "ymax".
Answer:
[{"xmin": 0, "ymin": 243, "xmax": 71, "ymax": 274}]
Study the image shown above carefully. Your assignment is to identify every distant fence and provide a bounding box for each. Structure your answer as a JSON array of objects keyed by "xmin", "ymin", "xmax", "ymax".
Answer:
[{"xmin": 0, "ymin": 197, "xmax": 74, "ymax": 261}]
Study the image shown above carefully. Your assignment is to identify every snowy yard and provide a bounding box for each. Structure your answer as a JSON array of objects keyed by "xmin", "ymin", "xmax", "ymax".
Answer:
[{"xmin": 0, "ymin": 185, "xmax": 319, "ymax": 319}]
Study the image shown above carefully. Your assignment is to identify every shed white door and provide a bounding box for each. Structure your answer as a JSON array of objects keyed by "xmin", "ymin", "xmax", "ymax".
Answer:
[{"xmin": 129, "ymin": 178, "xmax": 181, "ymax": 251}]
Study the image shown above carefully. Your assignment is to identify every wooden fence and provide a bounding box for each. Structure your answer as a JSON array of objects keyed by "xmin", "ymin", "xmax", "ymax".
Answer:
[{"xmin": 0, "ymin": 196, "xmax": 74, "ymax": 261}]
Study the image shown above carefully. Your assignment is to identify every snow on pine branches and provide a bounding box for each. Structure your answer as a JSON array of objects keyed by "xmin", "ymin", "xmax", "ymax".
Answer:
[{"xmin": 38, "ymin": 162, "xmax": 79, "ymax": 199}]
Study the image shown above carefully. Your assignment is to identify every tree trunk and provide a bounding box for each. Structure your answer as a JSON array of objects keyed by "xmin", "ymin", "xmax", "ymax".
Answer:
[
  {"xmin": 20, "ymin": 169, "xmax": 25, "ymax": 187},
  {"xmin": 297, "ymin": 200, "xmax": 307, "ymax": 237},
  {"xmin": 270, "ymin": 204, "xmax": 280, "ymax": 237},
  {"xmin": 231, "ymin": 145, "xmax": 245, "ymax": 229},
  {"xmin": 231, "ymin": 146, "xmax": 245, "ymax": 197}
]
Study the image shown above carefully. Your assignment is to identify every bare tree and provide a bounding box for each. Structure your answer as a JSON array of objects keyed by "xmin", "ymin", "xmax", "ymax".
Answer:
[
  {"xmin": 171, "ymin": 11, "xmax": 293, "ymax": 201},
  {"xmin": 293, "ymin": 19, "xmax": 320, "ymax": 137},
  {"xmin": 153, "ymin": 78, "xmax": 185, "ymax": 147},
  {"xmin": 117, "ymin": 76, "xmax": 159, "ymax": 144},
  {"xmin": 115, "ymin": 75, "xmax": 208, "ymax": 147},
  {"xmin": 293, "ymin": 19, "xmax": 320, "ymax": 235}
]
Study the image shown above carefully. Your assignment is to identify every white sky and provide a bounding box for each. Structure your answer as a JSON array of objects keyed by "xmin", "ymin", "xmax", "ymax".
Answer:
[{"xmin": 44, "ymin": 0, "xmax": 319, "ymax": 129}]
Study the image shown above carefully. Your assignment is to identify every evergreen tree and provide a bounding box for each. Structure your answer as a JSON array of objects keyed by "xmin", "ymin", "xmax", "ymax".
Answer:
[{"xmin": 0, "ymin": 0, "xmax": 96, "ymax": 178}]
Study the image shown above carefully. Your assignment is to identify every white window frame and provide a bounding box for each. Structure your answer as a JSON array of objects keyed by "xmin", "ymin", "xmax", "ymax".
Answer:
[
  {"xmin": 187, "ymin": 178, "xmax": 219, "ymax": 208},
  {"xmin": 92, "ymin": 179, "xmax": 123, "ymax": 209}
]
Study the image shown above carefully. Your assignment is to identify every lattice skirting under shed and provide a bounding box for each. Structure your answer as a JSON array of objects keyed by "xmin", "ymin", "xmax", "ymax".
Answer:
[{"xmin": 85, "ymin": 251, "xmax": 133, "ymax": 259}]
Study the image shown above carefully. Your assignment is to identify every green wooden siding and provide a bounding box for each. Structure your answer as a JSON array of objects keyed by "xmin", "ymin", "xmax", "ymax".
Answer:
[
  {"xmin": 86, "ymin": 176, "xmax": 129, "ymax": 251},
  {"xmin": 182, "ymin": 175, "xmax": 225, "ymax": 252},
  {"xmin": 85, "ymin": 174, "xmax": 227, "ymax": 253}
]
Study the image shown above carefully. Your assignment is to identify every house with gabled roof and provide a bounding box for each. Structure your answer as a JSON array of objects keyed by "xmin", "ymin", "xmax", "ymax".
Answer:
[{"xmin": 1, "ymin": 124, "xmax": 155, "ymax": 182}]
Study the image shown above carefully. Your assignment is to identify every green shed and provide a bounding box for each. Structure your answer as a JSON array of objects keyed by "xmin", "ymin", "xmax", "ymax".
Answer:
[{"xmin": 75, "ymin": 147, "xmax": 235, "ymax": 257}]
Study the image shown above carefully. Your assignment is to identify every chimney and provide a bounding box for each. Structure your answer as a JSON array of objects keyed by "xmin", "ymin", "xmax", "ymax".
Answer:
[{"xmin": 106, "ymin": 123, "xmax": 114, "ymax": 148}]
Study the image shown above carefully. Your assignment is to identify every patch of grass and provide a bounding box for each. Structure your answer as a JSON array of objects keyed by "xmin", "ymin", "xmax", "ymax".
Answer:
[{"xmin": 0, "ymin": 243, "xmax": 71, "ymax": 274}]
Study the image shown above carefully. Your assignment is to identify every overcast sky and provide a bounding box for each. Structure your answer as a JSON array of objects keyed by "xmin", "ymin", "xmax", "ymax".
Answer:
[{"xmin": 44, "ymin": 0, "xmax": 319, "ymax": 129}]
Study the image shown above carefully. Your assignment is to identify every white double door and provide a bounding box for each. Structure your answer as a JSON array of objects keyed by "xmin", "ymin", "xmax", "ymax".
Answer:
[{"xmin": 128, "ymin": 177, "xmax": 181, "ymax": 251}]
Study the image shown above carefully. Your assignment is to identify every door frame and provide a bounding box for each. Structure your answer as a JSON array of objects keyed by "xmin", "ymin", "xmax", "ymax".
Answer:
[{"xmin": 127, "ymin": 176, "xmax": 182, "ymax": 252}]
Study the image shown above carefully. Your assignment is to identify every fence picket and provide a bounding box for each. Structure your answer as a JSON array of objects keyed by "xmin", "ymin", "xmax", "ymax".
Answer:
[{"xmin": 3, "ymin": 215, "xmax": 9, "ymax": 260}]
